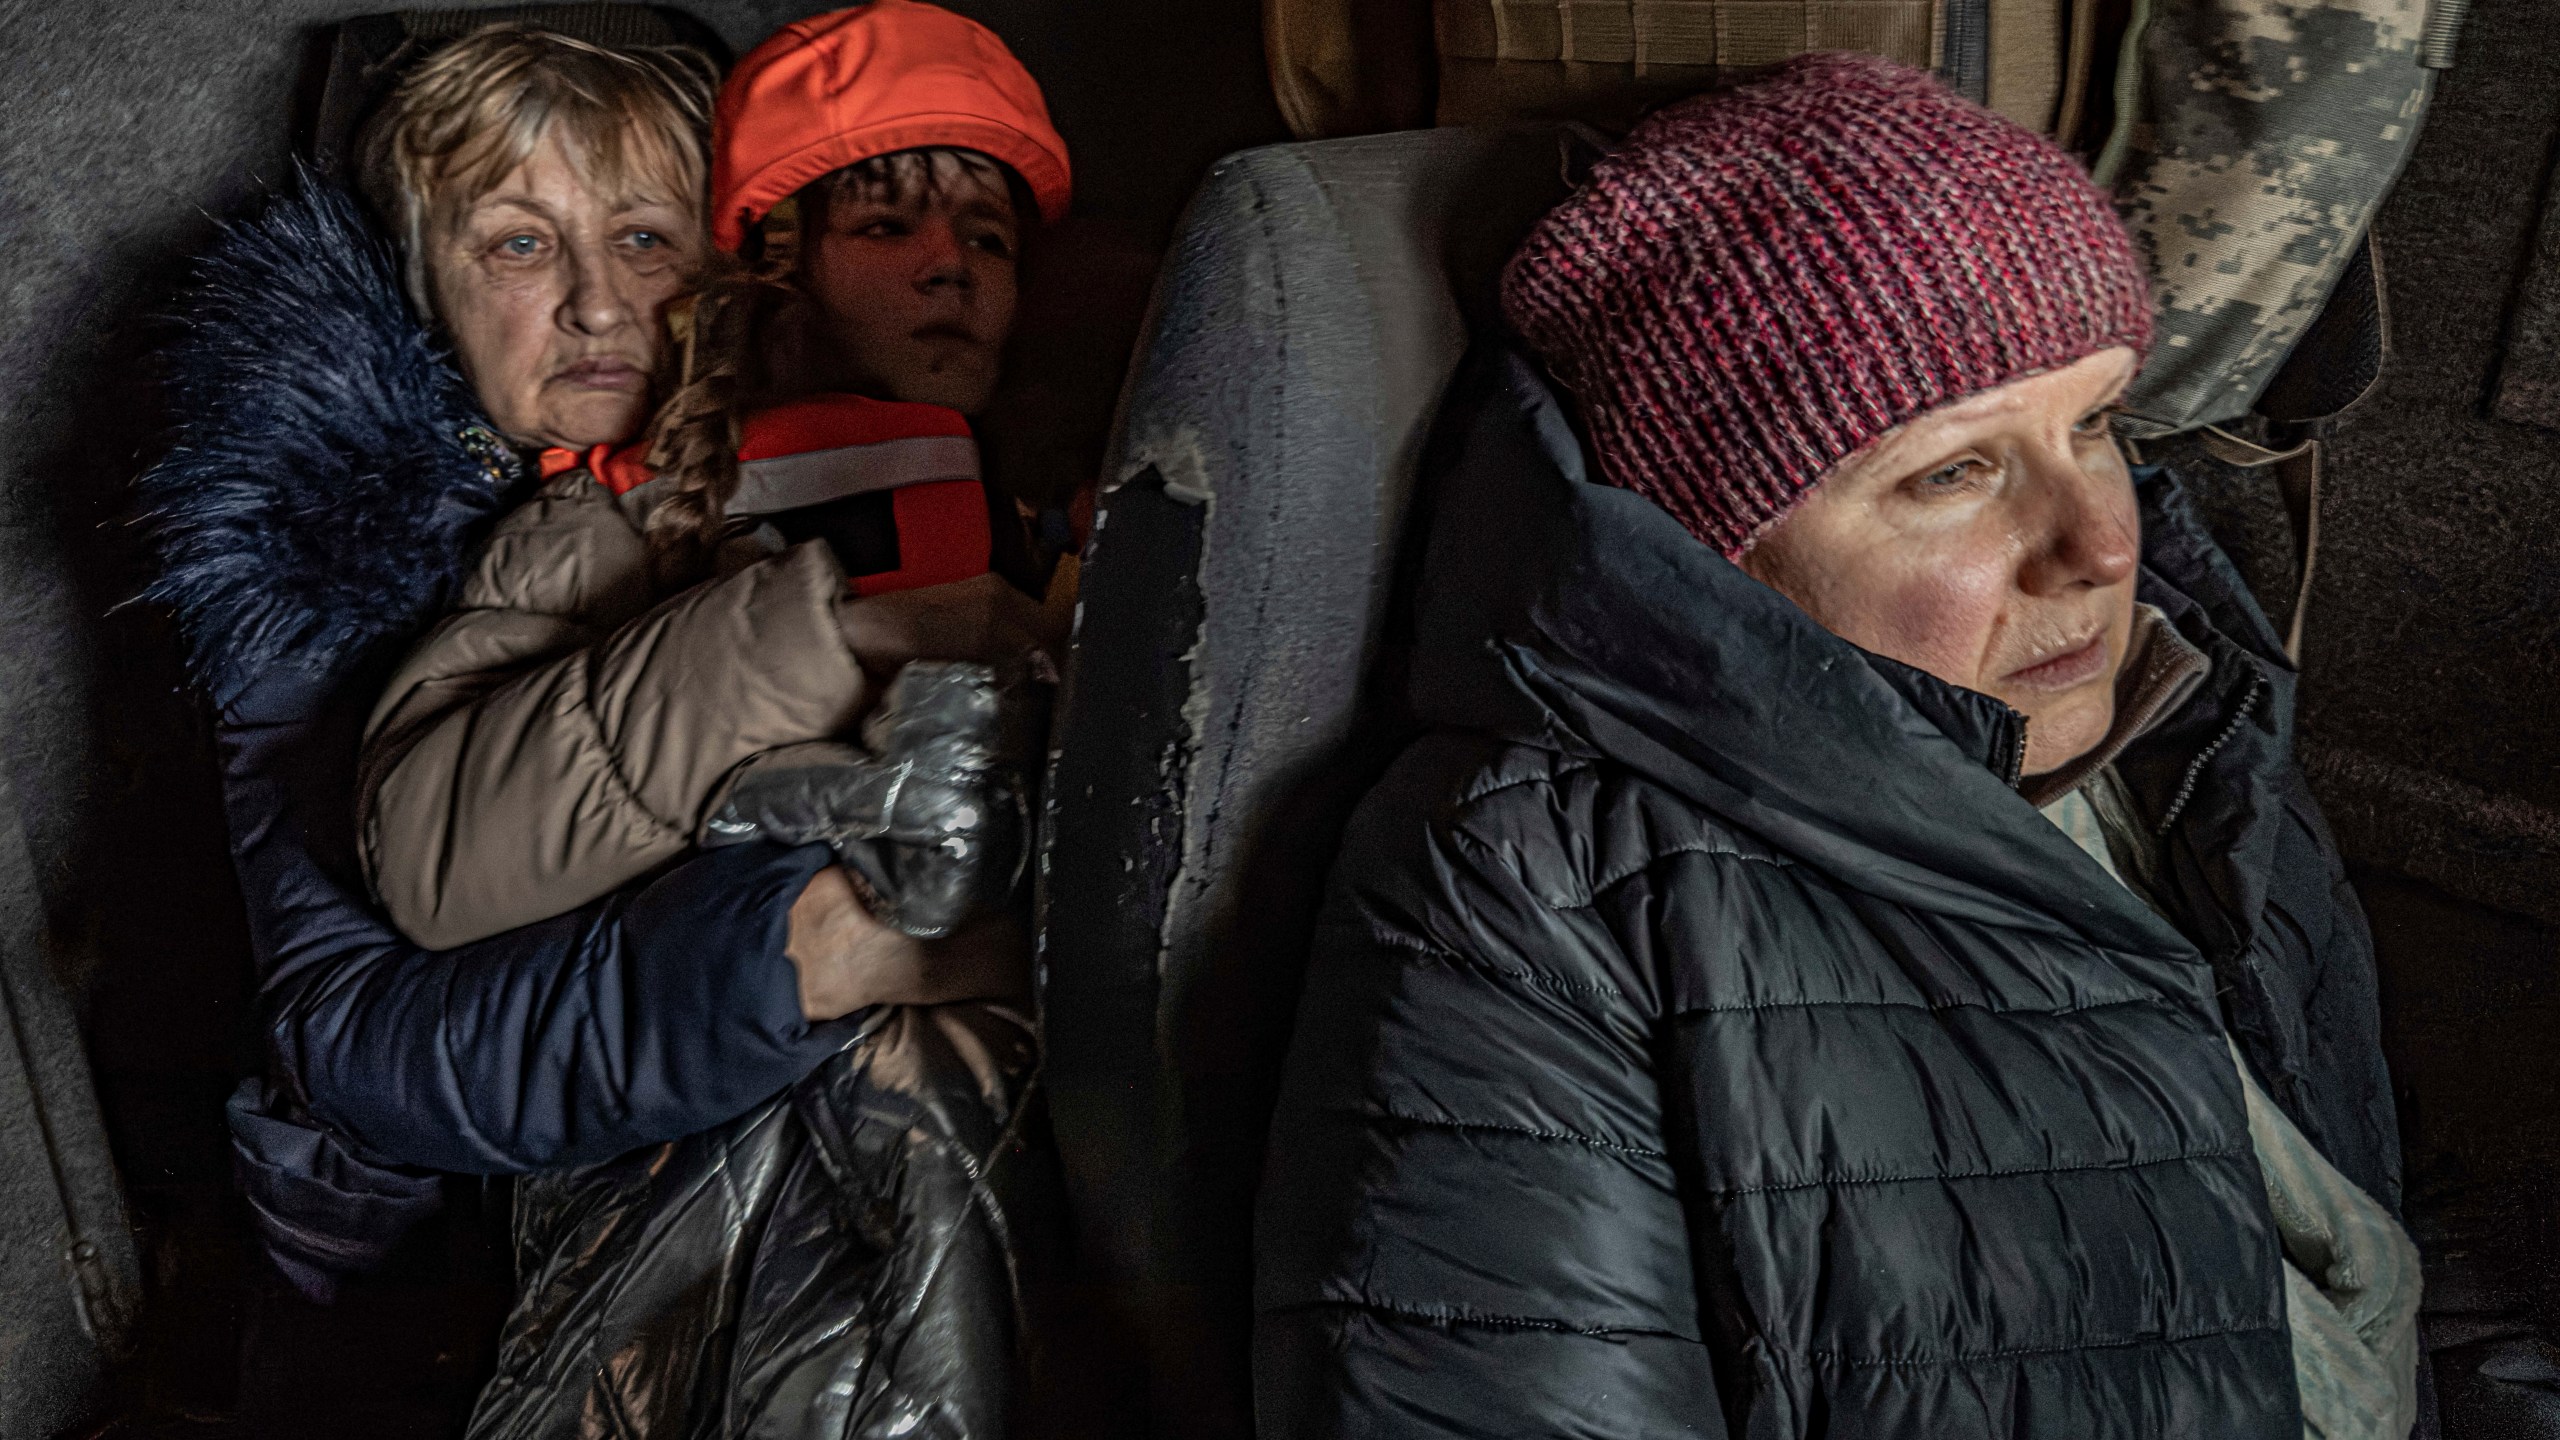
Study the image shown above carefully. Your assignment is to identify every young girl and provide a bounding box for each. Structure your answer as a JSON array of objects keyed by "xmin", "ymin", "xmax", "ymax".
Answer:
[{"xmin": 358, "ymin": 1, "xmax": 1075, "ymax": 961}]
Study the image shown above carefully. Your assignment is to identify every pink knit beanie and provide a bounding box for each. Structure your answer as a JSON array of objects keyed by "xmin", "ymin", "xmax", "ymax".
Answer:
[{"xmin": 1501, "ymin": 52, "xmax": 2152, "ymax": 558}]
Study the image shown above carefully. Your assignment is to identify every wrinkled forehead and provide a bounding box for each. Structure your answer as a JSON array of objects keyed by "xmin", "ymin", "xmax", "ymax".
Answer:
[{"xmin": 429, "ymin": 105, "xmax": 704, "ymax": 234}]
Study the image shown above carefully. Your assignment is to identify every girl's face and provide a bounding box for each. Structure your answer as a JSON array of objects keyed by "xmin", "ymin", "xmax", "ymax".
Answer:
[
  {"xmin": 1739, "ymin": 348, "xmax": 2143, "ymax": 778},
  {"xmin": 799, "ymin": 161, "xmax": 1020, "ymax": 416},
  {"xmin": 425, "ymin": 129, "xmax": 702, "ymax": 450}
]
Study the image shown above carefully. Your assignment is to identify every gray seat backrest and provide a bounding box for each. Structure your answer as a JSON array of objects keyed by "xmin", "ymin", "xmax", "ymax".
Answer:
[{"xmin": 1042, "ymin": 126, "xmax": 1568, "ymax": 1436}]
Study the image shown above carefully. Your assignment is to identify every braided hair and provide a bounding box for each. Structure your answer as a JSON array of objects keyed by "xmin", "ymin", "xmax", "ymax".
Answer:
[{"xmin": 639, "ymin": 147, "xmax": 1023, "ymax": 588}]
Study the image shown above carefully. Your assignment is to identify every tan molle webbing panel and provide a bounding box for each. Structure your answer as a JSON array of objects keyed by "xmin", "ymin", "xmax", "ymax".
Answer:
[
  {"xmin": 1988, "ymin": 0, "xmax": 2066, "ymax": 133},
  {"xmin": 1432, "ymin": 0, "xmax": 1941, "ymax": 127},
  {"xmin": 1263, "ymin": 0, "xmax": 2076, "ymax": 139}
]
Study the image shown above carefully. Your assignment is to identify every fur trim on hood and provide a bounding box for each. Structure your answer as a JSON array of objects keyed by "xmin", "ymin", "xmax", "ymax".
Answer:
[{"xmin": 136, "ymin": 171, "xmax": 523, "ymax": 702}]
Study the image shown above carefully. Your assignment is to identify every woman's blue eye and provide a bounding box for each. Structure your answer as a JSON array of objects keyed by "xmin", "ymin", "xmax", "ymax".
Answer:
[
  {"xmin": 1921, "ymin": 462, "xmax": 1971, "ymax": 487},
  {"xmin": 501, "ymin": 235, "xmax": 540, "ymax": 257},
  {"xmin": 629, "ymin": 231, "xmax": 661, "ymax": 250}
]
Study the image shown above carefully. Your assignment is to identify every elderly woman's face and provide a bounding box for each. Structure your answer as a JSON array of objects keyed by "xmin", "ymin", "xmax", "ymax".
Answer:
[
  {"xmin": 1741, "ymin": 348, "xmax": 2142, "ymax": 777},
  {"xmin": 424, "ymin": 129, "xmax": 702, "ymax": 450}
]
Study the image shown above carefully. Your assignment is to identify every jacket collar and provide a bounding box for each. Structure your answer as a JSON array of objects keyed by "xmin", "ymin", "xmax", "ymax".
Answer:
[
  {"xmin": 2114, "ymin": 582, "xmax": 2289, "ymax": 961},
  {"xmin": 137, "ymin": 172, "xmax": 523, "ymax": 711},
  {"xmin": 2018, "ymin": 604, "xmax": 2212, "ymax": 807},
  {"xmin": 1412, "ymin": 347, "xmax": 2284, "ymax": 958}
]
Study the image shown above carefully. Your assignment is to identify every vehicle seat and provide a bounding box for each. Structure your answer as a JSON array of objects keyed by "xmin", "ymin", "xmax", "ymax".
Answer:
[{"xmin": 1041, "ymin": 126, "xmax": 1569, "ymax": 1437}]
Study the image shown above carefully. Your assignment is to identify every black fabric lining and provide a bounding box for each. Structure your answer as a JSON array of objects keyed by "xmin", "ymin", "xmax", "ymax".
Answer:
[
  {"xmin": 1708, "ymin": 1142, "xmax": 2253, "ymax": 1199},
  {"xmin": 1337, "ymin": 1104, "xmax": 1669, "ymax": 1159},
  {"xmin": 1802, "ymin": 1316, "xmax": 2283, "ymax": 1370},
  {"xmin": 1262, "ymin": 1295, "xmax": 1706, "ymax": 1344},
  {"xmin": 1367, "ymin": 927, "xmax": 1631, "ymax": 1004}
]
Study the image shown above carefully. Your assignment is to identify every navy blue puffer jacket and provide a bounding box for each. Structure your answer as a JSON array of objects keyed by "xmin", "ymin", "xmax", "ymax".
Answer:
[
  {"xmin": 138, "ymin": 179, "xmax": 857, "ymax": 1292},
  {"xmin": 1255, "ymin": 349, "xmax": 2402, "ymax": 1438}
]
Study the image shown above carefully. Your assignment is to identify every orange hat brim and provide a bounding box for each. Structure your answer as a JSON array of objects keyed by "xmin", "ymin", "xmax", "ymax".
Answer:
[{"xmin": 712, "ymin": 1, "xmax": 1073, "ymax": 251}]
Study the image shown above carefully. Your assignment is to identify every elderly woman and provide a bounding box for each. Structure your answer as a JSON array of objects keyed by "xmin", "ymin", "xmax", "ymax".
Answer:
[
  {"xmin": 139, "ymin": 24, "xmax": 1030, "ymax": 1438},
  {"xmin": 1255, "ymin": 55, "xmax": 2419, "ymax": 1440}
]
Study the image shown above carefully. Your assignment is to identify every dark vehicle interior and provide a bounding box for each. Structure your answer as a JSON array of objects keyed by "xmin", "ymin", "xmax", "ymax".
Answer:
[{"xmin": 5, "ymin": 0, "xmax": 2560, "ymax": 1436}]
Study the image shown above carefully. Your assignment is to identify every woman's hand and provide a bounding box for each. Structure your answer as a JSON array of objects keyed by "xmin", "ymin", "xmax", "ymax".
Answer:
[
  {"xmin": 836, "ymin": 572, "xmax": 1063, "ymax": 680},
  {"xmin": 783, "ymin": 864, "xmax": 1031, "ymax": 1021}
]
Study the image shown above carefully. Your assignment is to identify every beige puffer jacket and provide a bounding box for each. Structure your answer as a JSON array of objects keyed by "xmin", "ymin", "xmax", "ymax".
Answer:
[{"xmin": 358, "ymin": 466, "xmax": 872, "ymax": 949}]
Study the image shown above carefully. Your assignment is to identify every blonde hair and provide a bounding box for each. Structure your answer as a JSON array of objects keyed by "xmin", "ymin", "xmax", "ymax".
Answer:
[
  {"xmin": 640, "ymin": 148, "xmax": 1023, "ymax": 587},
  {"xmin": 358, "ymin": 25, "xmax": 716, "ymax": 309}
]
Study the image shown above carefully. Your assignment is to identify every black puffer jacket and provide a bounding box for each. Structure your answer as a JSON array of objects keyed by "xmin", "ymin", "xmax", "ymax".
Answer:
[{"xmin": 1254, "ymin": 350, "xmax": 2401, "ymax": 1438}]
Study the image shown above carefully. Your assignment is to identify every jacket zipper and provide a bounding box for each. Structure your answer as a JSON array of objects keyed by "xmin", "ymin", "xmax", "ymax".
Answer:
[{"xmin": 2154, "ymin": 671, "xmax": 2265, "ymax": 838}]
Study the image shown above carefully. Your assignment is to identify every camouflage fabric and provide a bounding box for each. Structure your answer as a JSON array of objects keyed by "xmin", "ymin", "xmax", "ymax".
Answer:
[{"xmin": 2106, "ymin": 0, "xmax": 2434, "ymax": 434}]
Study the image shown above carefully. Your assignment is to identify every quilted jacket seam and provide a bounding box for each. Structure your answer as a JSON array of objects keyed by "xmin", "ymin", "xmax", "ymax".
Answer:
[
  {"xmin": 1334, "ymin": 1103, "xmax": 1670, "ymax": 1159},
  {"xmin": 1268, "ymin": 1294, "xmax": 1706, "ymax": 1343},
  {"xmin": 1586, "ymin": 838, "xmax": 1789, "ymax": 898},
  {"xmin": 567, "ymin": 644, "xmax": 694, "ymax": 843},
  {"xmin": 1368, "ymin": 926, "xmax": 1629, "ymax": 1003},
  {"xmin": 1448, "ymin": 755, "xmax": 1594, "ymax": 814},
  {"xmin": 1711, "ymin": 1142, "xmax": 2254, "ymax": 1198},
  {"xmin": 1671, "ymin": 992, "xmax": 2169, "ymax": 1020},
  {"xmin": 1445, "ymin": 786, "xmax": 1785, "ymax": 913},
  {"xmin": 1798, "ymin": 1316, "xmax": 2285, "ymax": 1369}
]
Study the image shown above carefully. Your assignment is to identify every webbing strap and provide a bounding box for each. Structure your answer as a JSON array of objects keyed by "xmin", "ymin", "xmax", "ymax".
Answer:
[
  {"xmin": 2199, "ymin": 428, "xmax": 2324, "ymax": 665},
  {"xmin": 1433, "ymin": 0, "xmax": 1939, "ymax": 72}
]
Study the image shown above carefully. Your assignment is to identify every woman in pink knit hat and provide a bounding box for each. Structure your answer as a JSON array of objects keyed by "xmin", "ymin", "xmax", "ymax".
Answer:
[{"xmin": 1257, "ymin": 53, "xmax": 2419, "ymax": 1439}]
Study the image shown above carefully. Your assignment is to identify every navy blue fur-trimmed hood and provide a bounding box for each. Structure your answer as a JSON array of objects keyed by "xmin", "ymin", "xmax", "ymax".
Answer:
[{"xmin": 136, "ymin": 170, "xmax": 524, "ymax": 705}]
